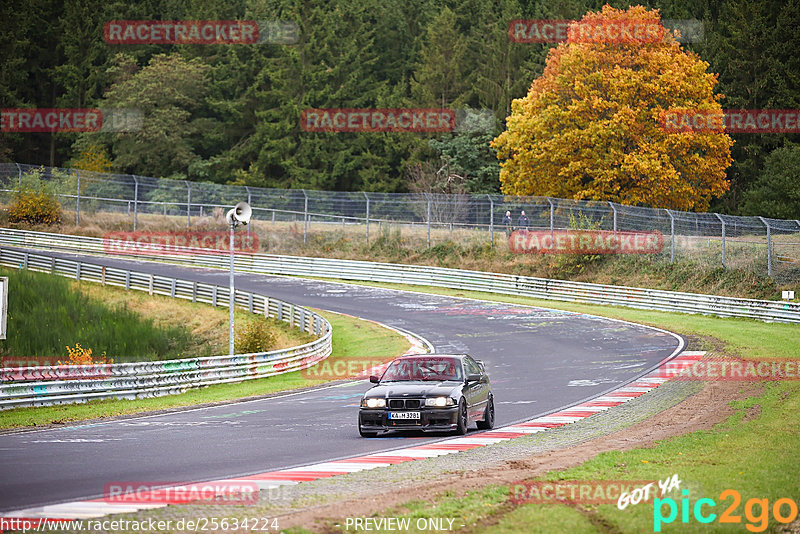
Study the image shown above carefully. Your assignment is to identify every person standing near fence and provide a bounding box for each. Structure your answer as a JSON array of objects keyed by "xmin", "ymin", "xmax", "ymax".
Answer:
[
  {"xmin": 517, "ymin": 210, "xmax": 529, "ymax": 232},
  {"xmin": 502, "ymin": 210, "xmax": 513, "ymax": 236}
]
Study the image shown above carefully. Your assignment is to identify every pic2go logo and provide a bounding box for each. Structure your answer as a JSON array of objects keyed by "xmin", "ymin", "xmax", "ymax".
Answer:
[{"xmin": 654, "ymin": 489, "xmax": 798, "ymax": 532}]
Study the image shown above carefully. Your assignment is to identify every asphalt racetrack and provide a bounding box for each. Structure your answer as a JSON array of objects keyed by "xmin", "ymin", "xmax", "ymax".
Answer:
[{"xmin": 0, "ymin": 250, "xmax": 683, "ymax": 512}]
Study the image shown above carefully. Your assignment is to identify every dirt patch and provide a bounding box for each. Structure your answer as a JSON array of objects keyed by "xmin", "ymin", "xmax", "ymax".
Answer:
[{"xmin": 278, "ymin": 380, "xmax": 761, "ymax": 532}]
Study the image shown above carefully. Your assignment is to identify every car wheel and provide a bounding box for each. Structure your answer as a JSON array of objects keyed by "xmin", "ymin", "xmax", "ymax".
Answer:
[
  {"xmin": 456, "ymin": 398, "xmax": 468, "ymax": 435},
  {"xmin": 359, "ymin": 425, "xmax": 378, "ymax": 438},
  {"xmin": 476, "ymin": 396, "xmax": 494, "ymax": 430}
]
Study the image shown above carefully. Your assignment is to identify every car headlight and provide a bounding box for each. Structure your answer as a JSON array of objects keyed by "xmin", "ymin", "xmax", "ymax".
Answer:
[
  {"xmin": 362, "ymin": 397, "xmax": 386, "ymax": 408},
  {"xmin": 425, "ymin": 397, "xmax": 455, "ymax": 407}
]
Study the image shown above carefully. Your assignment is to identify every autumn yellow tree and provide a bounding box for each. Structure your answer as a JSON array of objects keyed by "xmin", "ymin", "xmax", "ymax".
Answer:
[
  {"xmin": 492, "ymin": 5, "xmax": 733, "ymax": 211},
  {"xmin": 70, "ymin": 144, "xmax": 113, "ymax": 174}
]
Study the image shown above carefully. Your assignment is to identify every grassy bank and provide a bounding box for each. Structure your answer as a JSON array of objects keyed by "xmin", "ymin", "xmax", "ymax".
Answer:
[
  {"xmin": 0, "ymin": 310, "xmax": 410, "ymax": 429},
  {"xmin": 0, "ymin": 267, "xmax": 315, "ymax": 362}
]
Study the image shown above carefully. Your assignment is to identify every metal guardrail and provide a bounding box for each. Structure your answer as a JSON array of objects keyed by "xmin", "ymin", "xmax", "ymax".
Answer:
[
  {"xmin": 1, "ymin": 228, "xmax": 798, "ymax": 324},
  {"xmin": 0, "ymin": 247, "xmax": 332, "ymax": 409}
]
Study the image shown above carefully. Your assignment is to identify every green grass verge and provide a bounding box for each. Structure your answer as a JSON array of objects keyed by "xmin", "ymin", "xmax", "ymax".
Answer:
[
  {"xmin": 0, "ymin": 267, "xmax": 195, "ymax": 361},
  {"xmin": 0, "ymin": 310, "xmax": 410, "ymax": 430},
  {"xmin": 296, "ymin": 278, "xmax": 800, "ymax": 534}
]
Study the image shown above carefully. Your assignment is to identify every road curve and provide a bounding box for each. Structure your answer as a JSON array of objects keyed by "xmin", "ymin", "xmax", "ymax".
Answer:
[{"xmin": 0, "ymin": 249, "xmax": 682, "ymax": 512}]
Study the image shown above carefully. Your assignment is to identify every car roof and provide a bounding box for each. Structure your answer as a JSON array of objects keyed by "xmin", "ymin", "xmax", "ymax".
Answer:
[{"xmin": 394, "ymin": 354, "xmax": 468, "ymax": 360}]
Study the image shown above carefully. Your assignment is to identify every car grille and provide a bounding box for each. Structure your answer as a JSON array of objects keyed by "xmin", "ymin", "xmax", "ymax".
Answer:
[{"xmin": 388, "ymin": 398, "xmax": 421, "ymax": 409}]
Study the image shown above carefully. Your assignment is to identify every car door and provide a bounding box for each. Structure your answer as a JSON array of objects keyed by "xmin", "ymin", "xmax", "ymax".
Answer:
[{"xmin": 463, "ymin": 357, "xmax": 488, "ymax": 421}]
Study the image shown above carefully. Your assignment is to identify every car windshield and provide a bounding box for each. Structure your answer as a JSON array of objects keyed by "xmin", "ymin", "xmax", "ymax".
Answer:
[{"xmin": 381, "ymin": 357, "xmax": 463, "ymax": 382}]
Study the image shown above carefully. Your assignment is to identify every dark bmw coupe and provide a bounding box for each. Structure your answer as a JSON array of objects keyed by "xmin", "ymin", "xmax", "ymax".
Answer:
[{"xmin": 358, "ymin": 354, "xmax": 494, "ymax": 437}]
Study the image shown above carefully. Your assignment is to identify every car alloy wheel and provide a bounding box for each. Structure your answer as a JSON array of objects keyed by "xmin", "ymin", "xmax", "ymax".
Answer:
[
  {"xmin": 477, "ymin": 396, "xmax": 494, "ymax": 430},
  {"xmin": 456, "ymin": 398, "xmax": 468, "ymax": 435}
]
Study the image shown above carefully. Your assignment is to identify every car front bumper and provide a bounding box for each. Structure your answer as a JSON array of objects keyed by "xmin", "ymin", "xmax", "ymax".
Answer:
[{"xmin": 359, "ymin": 407, "xmax": 459, "ymax": 432}]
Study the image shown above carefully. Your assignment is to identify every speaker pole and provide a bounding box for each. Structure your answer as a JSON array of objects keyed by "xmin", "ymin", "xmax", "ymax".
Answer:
[{"xmin": 229, "ymin": 217, "xmax": 236, "ymax": 356}]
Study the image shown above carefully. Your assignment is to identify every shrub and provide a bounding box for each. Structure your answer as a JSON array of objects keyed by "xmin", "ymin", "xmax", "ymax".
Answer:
[
  {"xmin": 8, "ymin": 179, "xmax": 62, "ymax": 225},
  {"xmin": 60, "ymin": 343, "xmax": 113, "ymax": 365},
  {"xmin": 235, "ymin": 320, "xmax": 277, "ymax": 354}
]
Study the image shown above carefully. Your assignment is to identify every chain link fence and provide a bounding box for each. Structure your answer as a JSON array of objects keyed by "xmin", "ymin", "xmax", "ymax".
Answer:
[{"xmin": 1, "ymin": 162, "xmax": 799, "ymax": 283}]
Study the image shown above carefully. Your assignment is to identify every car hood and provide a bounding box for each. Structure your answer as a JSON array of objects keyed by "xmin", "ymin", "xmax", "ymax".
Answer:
[{"xmin": 365, "ymin": 381, "xmax": 462, "ymax": 398}]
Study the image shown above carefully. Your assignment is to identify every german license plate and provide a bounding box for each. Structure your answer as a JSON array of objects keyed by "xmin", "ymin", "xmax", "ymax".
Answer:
[{"xmin": 389, "ymin": 411, "xmax": 420, "ymax": 420}]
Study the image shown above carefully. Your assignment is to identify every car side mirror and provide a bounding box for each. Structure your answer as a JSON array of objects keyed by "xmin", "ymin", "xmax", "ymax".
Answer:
[
  {"xmin": 369, "ymin": 375, "xmax": 380, "ymax": 383},
  {"xmin": 466, "ymin": 373, "xmax": 481, "ymax": 383}
]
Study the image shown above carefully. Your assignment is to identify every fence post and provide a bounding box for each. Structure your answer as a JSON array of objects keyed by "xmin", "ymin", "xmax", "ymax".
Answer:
[
  {"xmin": 715, "ymin": 213, "xmax": 726, "ymax": 268},
  {"xmin": 364, "ymin": 192, "xmax": 370, "ymax": 244},
  {"xmin": 759, "ymin": 216, "xmax": 772, "ymax": 277},
  {"xmin": 75, "ymin": 169, "xmax": 81, "ymax": 226},
  {"xmin": 666, "ymin": 209, "xmax": 675, "ymax": 262},
  {"xmin": 547, "ymin": 198, "xmax": 554, "ymax": 236},
  {"xmin": 425, "ymin": 193, "xmax": 431, "ymax": 248},
  {"xmin": 609, "ymin": 201, "xmax": 617, "ymax": 234},
  {"xmin": 132, "ymin": 175, "xmax": 139, "ymax": 231},
  {"xmin": 302, "ymin": 189, "xmax": 308, "ymax": 243},
  {"xmin": 185, "ymin": 180, "xmax": 192, "ymax": 228},
  {"xmin": 488, "ymin": 194, "xmax": 494, "ymax": 247},
  {"xmin": 15, "ymin": 162, "xmax": 22, "ymax": 191}
]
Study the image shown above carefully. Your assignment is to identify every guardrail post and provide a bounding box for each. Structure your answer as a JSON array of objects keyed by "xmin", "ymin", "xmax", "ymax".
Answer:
[
  {"xmin": 75, "ymin": 169, "xmax": 81, "ymax": 226},
  {"xmin": 192, "ymin": 281, "xmax": 197, "ymax": 302},
  {"xmin": 212, "ymin": 286, "xmax": 218, "ymax": 306},
  {"xmin": 759, "ymin": 216, "xmax": 772, "ymax": 277},
  {"xmin": 75, "ymin": 261, "xmax": 81, "ymax": 280},
  {"xmin": 425, "ymin": 193, "xmax": 431, "ymax": 248},
  {"xmin": 277, "ymin": 303, "xmax": 283, "ymax": 321},
  {"xmin": 666, "ymin": 209, "xmax": 675, "ymax": 262},
  {"xmin": 488, "ymin": 194, "xmax": 494, "ymax": 247},
  {"xmin": 132, "ymin": 175, "xmax": 139, "ymax": 231},
  {"xmin": 715, "ymin": 213, "xmax": 726, "ymax": 268},
  {"xmin": 264, "ymin": 296, "xmax": 270, "ymax": 318},
  {"xmin": 547, "ymin": 198, "xmax": 555, "ymax": 237},
  {"xmin": 302, "ymin": 189, "xmax": 308, "ymax": 244},
  {"xmin": 23, "ymin": 252, "xmax": 28, "ymax": 270},
  {"xmin": 364, "ymin": 192, "xmax": 370, "ymax": 244},
  {"xmin": 148, "ymin": 274, "xmax": 154, "ymax": 295},
  {"xmin": 170, "ymin": 278, "xmax": 176, "ymax": 297},
  {"xmin": 101, "ymin": 265, "xmax": 106, "ymax": 285},
  {"xmin": 185, "ymin": 180, "xmax": 191, "ymax": 228},
  {"xmin": 609, "ymin": 201, "xmax": 617, "ymax": 234},
  {"xmin": 289, "ymin": 304, "xmax": 295, "ymax": 327},
  {"xmin": 15, "ymin": 162, "xmax": 22, "ymax": 191},
  {"xmin": 125, "ymin": 271, "xmax": 130, "ymax": 290}
]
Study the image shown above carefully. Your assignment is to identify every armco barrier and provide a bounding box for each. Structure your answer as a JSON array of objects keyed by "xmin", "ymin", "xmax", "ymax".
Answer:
[
  {"xmin": 0, "ymin": 228, "xmax": 799, "ymax": 323},
  {"xmin": 0, "ymin": 248, "xmax": 332, "ymax": 409}
]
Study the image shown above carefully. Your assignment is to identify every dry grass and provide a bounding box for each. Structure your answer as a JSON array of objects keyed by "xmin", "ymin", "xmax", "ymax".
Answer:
[{"xmin": 75, "ymin": 280, "xmax": 315, "ymax": 358}]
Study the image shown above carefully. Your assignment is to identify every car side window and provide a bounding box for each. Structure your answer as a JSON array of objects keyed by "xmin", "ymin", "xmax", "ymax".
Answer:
[{"xmin": 464, "ymin": 357, "xmax": 481, "ymax": 376}]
